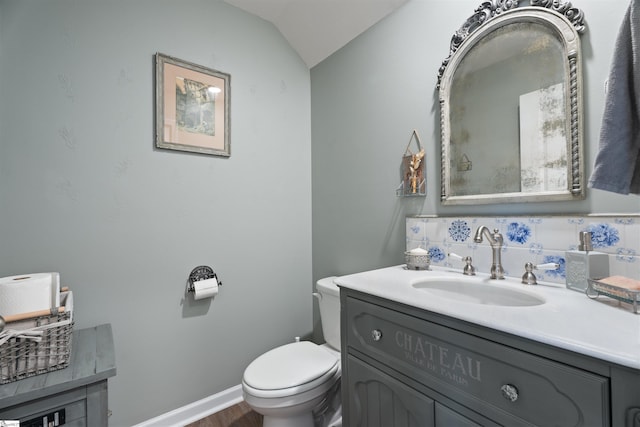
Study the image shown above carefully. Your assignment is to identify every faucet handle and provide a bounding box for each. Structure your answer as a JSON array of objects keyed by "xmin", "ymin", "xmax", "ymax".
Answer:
[
  {"xmin": 536, "ymin": 262, "xmax": 560, "ymax": 271},
  {"xmin": 448, "ymin": 253, "xmax": 476, "ymax": 276},
  {"xmin": 521, "ymin": 262, "xmax": 559, "ymax": 285}
]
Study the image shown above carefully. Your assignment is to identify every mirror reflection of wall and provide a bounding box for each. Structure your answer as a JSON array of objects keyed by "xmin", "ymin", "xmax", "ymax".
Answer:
[{"xmin": 519, "ymin": 82, "xmax": 567, "ymax": 193}]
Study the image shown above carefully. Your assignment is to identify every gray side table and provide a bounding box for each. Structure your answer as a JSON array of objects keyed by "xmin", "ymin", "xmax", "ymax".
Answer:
[{"xmin": 0, "ymin": 324, "xmax": 116, "ymax": 427}]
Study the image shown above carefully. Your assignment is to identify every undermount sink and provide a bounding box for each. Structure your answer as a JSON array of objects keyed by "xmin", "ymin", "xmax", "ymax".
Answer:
[{"xmin": 412, "ymin": 278, "xmax": 546, "ymax": 307}]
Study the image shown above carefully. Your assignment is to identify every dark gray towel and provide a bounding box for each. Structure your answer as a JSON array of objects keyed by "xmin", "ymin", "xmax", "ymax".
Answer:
[{"xmin": 588, "ymin": 0, "xmax": 640, "ymax": 195}]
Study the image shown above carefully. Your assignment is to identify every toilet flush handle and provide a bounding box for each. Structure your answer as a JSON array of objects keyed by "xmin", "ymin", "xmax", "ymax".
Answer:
[{"xmin": 312, "ymin": 292, "xmax": 321, "ymax": 301}]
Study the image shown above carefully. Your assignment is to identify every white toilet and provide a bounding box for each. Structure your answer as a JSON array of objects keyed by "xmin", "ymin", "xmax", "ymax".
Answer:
[{"xmin": 242, "ymin": 277, "xmax": 341, "ymax": 427}]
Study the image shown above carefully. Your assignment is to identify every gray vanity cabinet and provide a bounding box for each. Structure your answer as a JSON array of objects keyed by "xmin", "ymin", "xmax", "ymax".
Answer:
[{"xmin": 341, "ymin": 289, "xmax": 640, "ymax": 427}]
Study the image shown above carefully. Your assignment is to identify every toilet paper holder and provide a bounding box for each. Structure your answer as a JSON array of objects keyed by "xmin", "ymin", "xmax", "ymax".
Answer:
[{"xmin": 187, "ymin": 265, "xmax": 222, "ymax": 294}]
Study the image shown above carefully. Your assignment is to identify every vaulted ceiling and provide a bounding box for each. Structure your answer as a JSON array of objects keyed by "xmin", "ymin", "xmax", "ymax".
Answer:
[{"xmin": 223, "ymin": 0, "xmax": 408, "ymax": 68}]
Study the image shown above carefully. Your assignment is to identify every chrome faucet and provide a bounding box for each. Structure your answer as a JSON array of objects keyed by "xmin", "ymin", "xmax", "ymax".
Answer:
[{"xmin": 473, "ymin": 226, "xmax": 505, "ymax": 279}]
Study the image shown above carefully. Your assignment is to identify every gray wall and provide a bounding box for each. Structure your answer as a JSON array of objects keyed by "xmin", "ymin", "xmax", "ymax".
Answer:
[
  {"xmin": 311, "ymin": 0, "xmax": 640, "ymax": 286},
  {"xmin": 0, "ymin": 1, "xmax": 312, "ymax": 425}
]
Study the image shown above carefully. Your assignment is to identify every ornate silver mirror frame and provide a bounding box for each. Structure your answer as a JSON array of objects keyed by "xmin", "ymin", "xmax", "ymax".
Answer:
[{"xmin": 438, "ymin": 0, "xmax": 586, "ymax": 205}]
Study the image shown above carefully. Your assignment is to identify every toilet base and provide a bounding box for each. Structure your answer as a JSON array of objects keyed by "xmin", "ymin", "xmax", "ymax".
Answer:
[
  {"xmin": 263, "ymin": 412, "xmax": 314, "ymax": 427},
  {"xmin": 244, "ymin": 390, "xmax": 325, "ymax": 427}
]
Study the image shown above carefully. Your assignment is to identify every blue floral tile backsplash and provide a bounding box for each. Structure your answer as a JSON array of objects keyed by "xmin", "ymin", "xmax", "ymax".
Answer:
[{"xmin": 406, "ymin": 215, "xmax": 640, "ymax": 284}]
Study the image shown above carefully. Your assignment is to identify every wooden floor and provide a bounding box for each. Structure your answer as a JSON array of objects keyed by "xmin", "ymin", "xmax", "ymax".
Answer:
[{"xmin": 185, "ymin": 401, "xmax": 263, "ymax": 427}]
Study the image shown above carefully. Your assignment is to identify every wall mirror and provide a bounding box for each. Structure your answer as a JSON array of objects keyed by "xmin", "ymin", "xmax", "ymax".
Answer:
[{"xmin": 438, "ymin": 0, "xmax": 586, "ymax": 205}]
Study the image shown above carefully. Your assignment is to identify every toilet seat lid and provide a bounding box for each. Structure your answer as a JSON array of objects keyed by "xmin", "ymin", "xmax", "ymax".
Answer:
[{"xmin": 243, "ymin": 341, "xmax": 339, "ymax": 391}]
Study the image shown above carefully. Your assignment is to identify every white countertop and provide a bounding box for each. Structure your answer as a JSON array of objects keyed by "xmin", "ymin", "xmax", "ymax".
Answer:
[{"xmin": 335, "ymin": 265, "xmax": 640, "ymax": 370}]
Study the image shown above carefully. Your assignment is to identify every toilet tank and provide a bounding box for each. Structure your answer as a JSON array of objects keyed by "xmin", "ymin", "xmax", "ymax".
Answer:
[{"xmin": 316, "ymin": 277, "xmax": 341, "ymax": 351}]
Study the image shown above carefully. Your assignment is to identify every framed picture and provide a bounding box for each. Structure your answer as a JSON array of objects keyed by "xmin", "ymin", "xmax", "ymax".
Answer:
[{"xmin": 155, "ymin": 53, "xmax": 230, "ymax": 157}]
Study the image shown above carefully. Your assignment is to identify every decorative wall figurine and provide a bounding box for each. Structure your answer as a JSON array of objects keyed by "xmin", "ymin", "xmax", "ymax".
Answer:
[{"xmin": 398, "ymin": 130, "xmax": 426, "ymax": 196}]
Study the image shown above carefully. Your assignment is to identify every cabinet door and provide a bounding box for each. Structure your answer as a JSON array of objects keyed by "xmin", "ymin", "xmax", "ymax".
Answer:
[
  {"xmin": 346, "ymin": 354, "xmax": 435, "ymax": 427},
  {"xmin": 435, "ymin": 403, "xmax": 481, "ymax": 427}
]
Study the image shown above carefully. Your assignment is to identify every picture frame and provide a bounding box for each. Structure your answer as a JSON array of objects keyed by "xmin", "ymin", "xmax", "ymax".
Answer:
[{"xmin": 155, "ymin": 53, "xmax": 230, "ymax": 157}]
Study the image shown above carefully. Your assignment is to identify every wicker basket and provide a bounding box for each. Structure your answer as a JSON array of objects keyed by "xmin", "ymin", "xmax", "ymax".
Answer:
[{"xmin": 0, "ymin": 291, "xmax": 74, "ymax": 384}]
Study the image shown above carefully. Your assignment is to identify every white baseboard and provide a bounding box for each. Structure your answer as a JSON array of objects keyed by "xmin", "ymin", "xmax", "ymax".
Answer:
[{"xmin": 133, "ymin": 384, "xmax": 243, "ymax": 427}]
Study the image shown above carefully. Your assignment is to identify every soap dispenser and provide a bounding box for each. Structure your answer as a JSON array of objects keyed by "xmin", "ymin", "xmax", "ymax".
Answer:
[{"xmin": 565, "ymin": 231, "xmax": 609, "ymax": 293}]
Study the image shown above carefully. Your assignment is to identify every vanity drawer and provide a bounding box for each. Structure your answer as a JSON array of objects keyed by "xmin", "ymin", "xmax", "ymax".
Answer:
[{"xmin": 345, "ymin": 296, "xmax": 610, "ymax": 427}]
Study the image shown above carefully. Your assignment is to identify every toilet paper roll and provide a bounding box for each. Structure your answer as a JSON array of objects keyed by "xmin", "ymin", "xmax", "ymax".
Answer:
[
  {"xmin": 0, "ymin": 273, "xmax": 61, "ymax": 317},
  {"xmin": 192, "ymin": 278, "xmax": 218, "ymax": 300}
]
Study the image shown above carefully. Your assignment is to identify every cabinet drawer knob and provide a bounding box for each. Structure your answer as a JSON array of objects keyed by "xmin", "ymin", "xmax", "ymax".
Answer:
[
  {"xmin": 500, "ymin": 384, "xmax": 519, "ymax": 402},
  {"xmin": 371, "ymin": 329, "xmax": 383, "ymax": 341}
]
